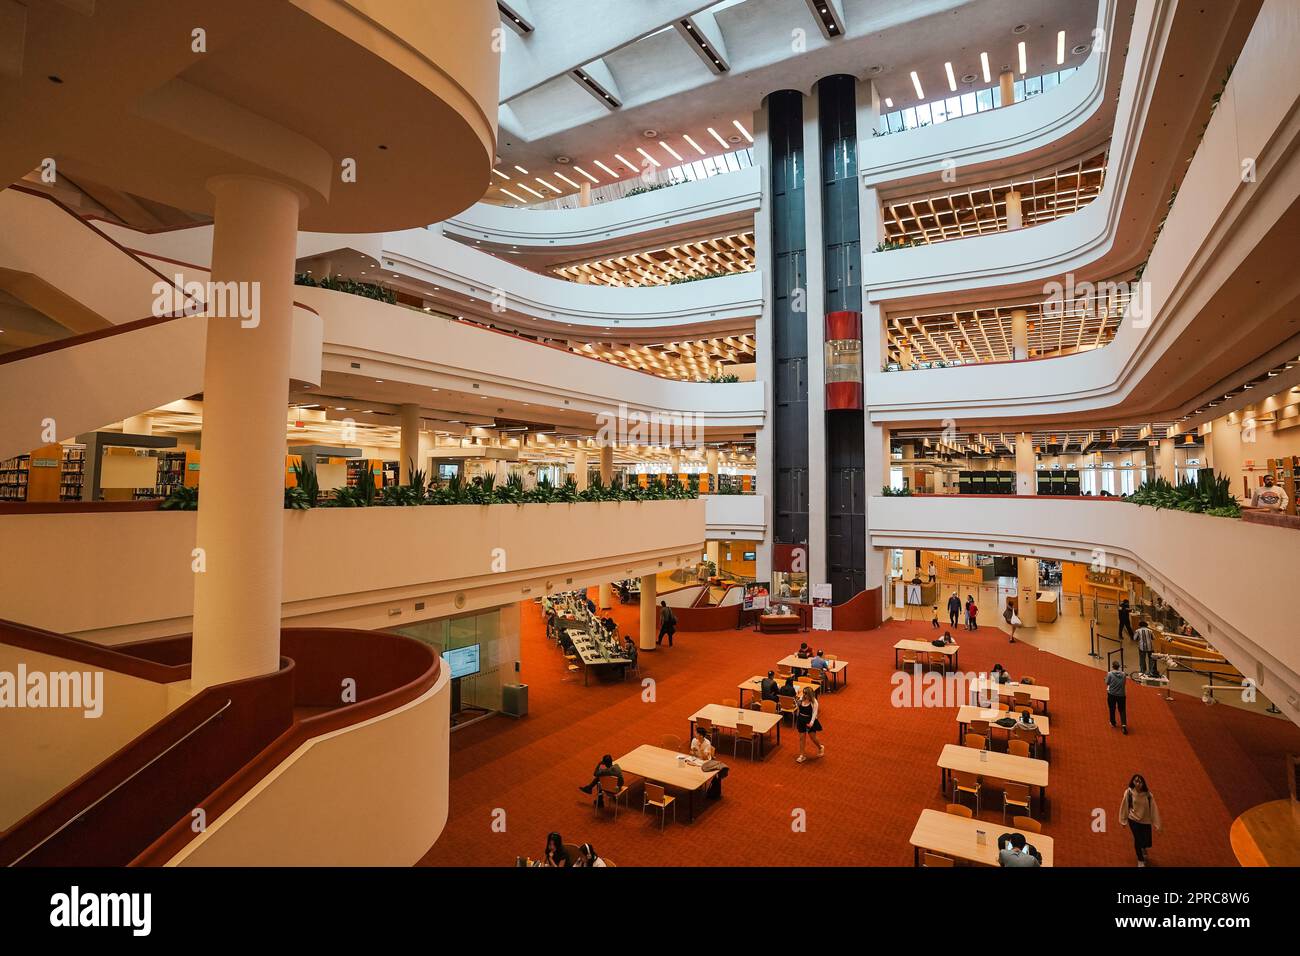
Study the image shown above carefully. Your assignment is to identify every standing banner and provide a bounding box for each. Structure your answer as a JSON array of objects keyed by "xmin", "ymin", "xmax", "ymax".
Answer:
[
  {"xmin": 744, "ymin": 582, "xmax": 770, "ymax": 611},
  {"xmin": 811, "ymin": 583, "xmax": 833, "ymax": 631}
]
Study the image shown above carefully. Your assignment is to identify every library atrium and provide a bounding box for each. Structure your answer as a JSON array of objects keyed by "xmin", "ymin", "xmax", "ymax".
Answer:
[{"xmin": 1, "ymin": 0, "xmax": 1299, "ymax": 887}]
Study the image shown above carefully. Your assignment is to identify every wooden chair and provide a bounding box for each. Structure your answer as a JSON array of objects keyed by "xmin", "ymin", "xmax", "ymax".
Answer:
[
  {"xmin": 777, "ymin": 665, "xmax": 793, "ymax": 679},
  {"xmin": 660, "ymin": 734, "xmax": 683, "ymax": 752},
  {"xmin": 945, "ymin": 803, "xmax": 973, "ymax": 818},
  {"xmin": 1003, "ymin": 782, "xmax": 1032, "ymax": 823},
  {"xmin": 927, "ymin": 651, "xmax": 948, "ymax": 674},
  {"xmin": 1012, "ymin": 815, "xmax": 1041, "ymax": 833},
  {"xmin": 643, "ymin": 782, "xmax": 676, "ymax": 831},
  {"xmin": 922, "ymin": 852, "xmax": 955, "ymax": 867},
  {"xmin": 969, "ymin": 718, "xmax": 991, "ymax": 738},
  {"xmin": 760, "ymin": 699, "xmax": 778, "ymax": 716},
  {"xmin": 900, "ymin": 651, "xmax": 920, "ymax": 672},
  {"xmin": 1007, "ymin": 739, "xmax": 1031, "ymax": 759},
  {"xmin": 1013, "ymin": 690, "xmax": 1033, "ymax": 712},
  {"xmin": 722, "ymin": 698, "xmax": 739, "ymax": 709},
  {"xmin": 951, "ymin": 770, "xmax": 981, "ymax": 815},
  {"xmin": 596, "ymin": 774, "xmax": 630, "ymax": 819},
  {"xmin": 695, "ymin": 716, "xmax": 717, "ymax": 745},
  {"xmin": 1012, "ymin": 725, "xmax": 1040, "ymax": 758},
  {"xmin": 779, "ymin": 697, "xmax": 797, "ymax": 725},
  {"xmin": 734, "ymin": 722, "xmax": 757, "ymax": 760},
  {"xmin": 963, "ymin": 732, "xmax": 987, "ymax": 751}
]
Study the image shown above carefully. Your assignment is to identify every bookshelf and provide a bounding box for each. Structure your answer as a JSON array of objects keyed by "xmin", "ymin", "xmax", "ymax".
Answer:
[
  {"xmin": 0, "ymin": 455, "xmax": 29, "ymax": 501},
  {"xmin": 60, "ymin": 447, "xmax": 85, "ymax": 500}
]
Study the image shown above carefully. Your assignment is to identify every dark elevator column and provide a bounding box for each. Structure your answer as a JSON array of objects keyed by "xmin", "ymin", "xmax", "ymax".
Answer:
[{"xmin": 818, "ymin": 74, "xmax": 866, "ymax": 602}]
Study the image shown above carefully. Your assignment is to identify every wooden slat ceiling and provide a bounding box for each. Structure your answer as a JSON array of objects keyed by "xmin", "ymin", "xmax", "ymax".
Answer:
[
  {"xmin": 893, "ymin": 423, "xmax": 1202, "ymax": 458},
  {"xmin": 566, "ymin": 333, "xmax": 756, "ymax": 380},
  {"xmin": 553, "ymin": 231, "xmax": 755, "ymax": 287},
  {"xmin": 886, "ymin": 284, "xmax": 1131, "ymax": 366},
  {"xmin": 882, "ymin": 148, "xmax": 1108, "ymax": 246}
]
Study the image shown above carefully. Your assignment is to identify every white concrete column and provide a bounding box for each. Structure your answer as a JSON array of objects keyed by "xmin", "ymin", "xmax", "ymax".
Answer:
[
  {"xmin": 1156, "ymin": 438, "xmax": 1176, "ymax": 483},
  {"xmin": 998, "ymin": 70, "xmax": 1016, "ymax": 107},
  {"xmin": 599, "ymin": 443, "xmax": 613, "ymax": 483},
  {"xmin": 598, "ymin": 582, "xmax": 612, "ymax": 610},
  {"xmin": 1005, "ymin": 190, "xmax": 1023, "ymax": 230},
  {"xmin": 579, "ymin": 181, "xmax": 591, "ymax": 207},
  {"xmin": 1017, "ymin": 557, "xmax": 1039, "ymax": 627},
  {"xmin": 1010, "ymin": 308, "xmax": 1029, "ymax": 360},
  {"xmin": 191, "ymin": 175, "xmax": 302, "ymax": 690},
  {"xmin": 573, "ymin": 447, "xmax": 589, "ymax": 491},
  {"xmin": 399, "ymin": 403, "xmax": 420, "ymax": 483},
  {"xmin": 706, "ymin": 447, "xmax": 719, "ymax": 483},
  {"xmin": 639, "ymin": 574, "xmax": 658, "ymax": 650},
  {"xmin": 1015, "ymin": 433, "xmax": 1036, "ymax": 495},
  {"xmin": 670, "ymin": 449, "xmax": 681, "ymax": 473}
]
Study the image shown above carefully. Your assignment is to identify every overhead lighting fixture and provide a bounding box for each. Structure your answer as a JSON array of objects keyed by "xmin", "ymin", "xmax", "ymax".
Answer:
[
  {"xmin": 517, "ymin": 182, "xmax": 545, "ymax": 199},
  {"xmin": 732, "ymin": 119, "xmax": 753, "ymax": 143},
  {"xmin": 593, "ymin": 159, "xmax": 619, "ymax": 178},
  {"xmin": 514, "ymin": 165, "xmax": 529, "ymax": 175},
  {"xmin": 1018, "ymin": 41, "xmax": 1027, "ymax": 75},
  {"xmin": 491, "ymin": 168, "xmax": 511, "ymax": 180},
  {"xmin": 944, "ymin": 62, "xmax": 957, "ymax": 92},
  {"xmin": 980, "ymin": 51, "xmax": 991, "ymax": 83},
  {"xmin": 659, "ymin": 141, "xmax": 683, "ymax": 162},
  {"xmin": 573, "ymin": 165, "xmax": 599, "ymax": 183},
  {"xmin": 707, "ymin": 127, "xmax": 730, "ymax": 149},
  {"xmin": 553, "ymin": 171, "xmax": 580, "ymax": 189},
  {"xmin": 683, "ymin": 134, "xmax": 707, "ymax": 156},
  {"xmin": 884, "ymin": 96, "xmax": 893, "ymax": 108},
  {"xmin": 635, "ymin": 147, "xmax": 661, "ymax": 167},
  {"xmin": 535, "ymin": 177, "xmax": 562, "ymax": 194},
  {"xmin": 910, "ymin": 71, "xmax": 924, "ymax": 100},
  {"xmin": 613, "ymin": 153, "xmax": 637, "ymax": 170}
]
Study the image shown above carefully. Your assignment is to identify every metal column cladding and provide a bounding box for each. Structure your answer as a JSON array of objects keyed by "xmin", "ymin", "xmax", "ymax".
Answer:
[
  {"xmin": 818, "ymin": 75, "xmax": 866, "ymax": 602},
  {"xmin": 768, "ymin": 89, "xmax": 809, "ymax": 551}
]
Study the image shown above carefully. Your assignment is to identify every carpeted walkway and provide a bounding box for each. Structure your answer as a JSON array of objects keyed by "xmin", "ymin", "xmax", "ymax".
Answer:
[{"xmin": 419, "ymin": 592, "xmax": 1300, "ymax": 867}]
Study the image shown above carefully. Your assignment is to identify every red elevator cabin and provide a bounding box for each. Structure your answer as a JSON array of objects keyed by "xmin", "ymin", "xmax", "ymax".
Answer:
[{"xmin": 825, "ymin": 310, "xmax": 863, "ymax": 410}]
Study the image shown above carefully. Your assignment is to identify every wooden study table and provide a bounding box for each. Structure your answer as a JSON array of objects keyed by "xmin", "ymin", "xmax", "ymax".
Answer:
[
  {"xmin": 688, "ymin": 703, "xmax": 784, "ymax": 757},
  {"xmin": 738, "ymin": 675, "xmax": 817, "ymax": 707},
  {"xmin": 937, "ymin": 743, "xmax": 1050, "ymax": 812},
  {"xmin": 909, "ymin": 809, "xmax": 1055, "ymax": 867},
  {"xmin": 893, "ymin": 639, "xmax": 960, "ymax": 671},
  {"xmin": 614, "ymin": 744, "xmax": 720, "ymax": 822},
  {"xmin": 775, "ymin": 654, "xmax": 849, "ymax": 688},
  {"xmin": 955, "ymin": 707, "xmax": 1050, "ymax": 756},
  {"xmin": 971, "ymin": 679, "xmax": 1050, "ymax": 714}
]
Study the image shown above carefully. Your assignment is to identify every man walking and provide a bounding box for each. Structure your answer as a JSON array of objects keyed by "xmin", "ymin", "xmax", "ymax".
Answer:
[
  {"xmin": 947, "ymin": 591, "xmax": 962, "ymax": 628},
  {"xmin": 1117, "ymin": 599, "xmax": 1134, "ymax": 641},
  {"xmin": 656, "ymin": 600, "xmax": 677, "ymax": 647},
  {"xmin": 1106, "ymin": 661, "xmax": 1129, "ymax": 734}
]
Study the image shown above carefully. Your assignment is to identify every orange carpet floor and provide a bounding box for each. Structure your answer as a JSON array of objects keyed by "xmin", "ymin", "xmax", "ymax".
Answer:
[{"xmin": 419, "ymin": 593, "xmax": 1300, "ymax": 867}]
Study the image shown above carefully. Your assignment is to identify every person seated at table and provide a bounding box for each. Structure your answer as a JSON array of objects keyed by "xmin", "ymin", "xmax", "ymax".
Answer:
[
  {"xmin": 622, "ymin": 635, "xmax": 637, "ymax": 666},
  {"xmin": 543, "ymin": 832, "xmax": 570, "ymax": 867},
  {"xmin": 940, "ymin": 630, "xmax": 956, "ymax": 645},
  {"xmin": 758, "ymin": 670, "xmax": 781, "ymax": 706},
  {"xmin": 990, "ymin": 663, "xmax": 1011, "ymax": 684},
  {"xmin": 578, "ymin": 754, "xmax": 624, "ymax": 806},
  {"xmin": 996, "ymin": 832, "xmax": 1041, "ymax": 867},
  {"xmin": 809, "ymin": 649, "xmax": 830, "ymax": 682},
  {"xmin": 573, "ymin": 843, "xmax": 607, "ymax": 867},
  {"xmin": 690, "ymin": 725, "xmax": 715, "ymax": 761},
  {"xmin": 779, "ymin": 676, "xmax": 798, "ymax": 699}
]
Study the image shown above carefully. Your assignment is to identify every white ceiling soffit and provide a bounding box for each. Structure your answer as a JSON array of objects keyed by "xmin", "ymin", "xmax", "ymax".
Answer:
[{"xmin": 499, "ymin": 0, "xmax": 719, "ymax": 102}]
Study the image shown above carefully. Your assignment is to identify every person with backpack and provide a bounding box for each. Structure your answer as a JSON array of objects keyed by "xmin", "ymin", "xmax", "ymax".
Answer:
[
  {"xmin": 1003, "ymin": 598, "xmax": 1022, "ymax": 643},
  {"xmin": 1106, "ymin": 660, "xmax": 1129, "ymax": 734},
  {"xmin": 1119, "ymin": 773, "xmax": 1162, "ymax": 865},
  {"xmin": 656, "ymin": 600, "xmax": 677, "ymax": 647}
]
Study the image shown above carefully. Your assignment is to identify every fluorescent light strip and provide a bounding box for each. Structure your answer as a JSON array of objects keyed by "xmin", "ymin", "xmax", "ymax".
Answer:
[
  {"xmin": 944, "ymin": 62, "xmax": 957, "ymax": 92},
  {"xmin": 732, "ymin": 119, "xmax": 753, "ymax": 143},
  {"xmin": 499, "ymin": 188, "xmax": 526, "ymax": 204},
  {"xmin": 517, "ymin": 182, "xmax": 544, "ymax": 199},
  {"xmin": 553, "ymin": 171, "xmax": 580, "ymax": 189},
  {"xmin": 613, "ymin": 153, "xmax": 637, "ymax": 171},
  {"xmin": 491, "ymin": 168, "xmax": 511, "ymax": 180},
  {"xmin": 593, "ymin": 159, "xmax": 619, "ymax": 179},
  {"xmin": 706, "ymin": 126, "xmax": 729, "ymax": 149},
  {"xmin": 1017, "ymin": 41, "xmax": 1027, "ymax": 75},
  {"xmin": 884, "ymin": 97, "xmax": 893, "ymax": 108},
  {"xmin": 660, "ymin": 141, "xmax": 683, "ymax": 162},
  {"xmin": 910, "ymin": 70, "xmax": 924, "ymax": 100},
  {"xmin": 514, "ymin": 165, "xmax": 529, "ymax": 175},
  {"xmin": 980, "ymin": 51, "xmax": 991, "ymax": 84},
  {"xmin": 535, "ymin": 177, "xmax": 561, "ymax": 194},
  {"xmin": 683, "ymin": 134, "xmax": 707, "ymax": 155},
  {"xmin": 635, "ymin": 146, "xmax": 661, "ymax": 167},
  {"xmin": 573, "ymin": 165, "xmax": 599, "ymax": 183},
  {"xmin": 1057, "ymin": 30, "xmax": 1066, "ymax": 65}
]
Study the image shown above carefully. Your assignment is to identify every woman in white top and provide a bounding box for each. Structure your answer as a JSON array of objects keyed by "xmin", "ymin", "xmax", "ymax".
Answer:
[
  {"xmin": 690, "ymin": 725, "xmax": 714, "ymax": 761},
  {"xmin": 574, "ymin": 843, "xmax": 607, "ymax": 867}
]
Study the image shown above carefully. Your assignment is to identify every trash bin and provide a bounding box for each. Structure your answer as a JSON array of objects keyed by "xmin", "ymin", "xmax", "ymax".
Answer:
[{"xmin": 501, "ymin": 683, "xmax": 528, "ymax": 718}]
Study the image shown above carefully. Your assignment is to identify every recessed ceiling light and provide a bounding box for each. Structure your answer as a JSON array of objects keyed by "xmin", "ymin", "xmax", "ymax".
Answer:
[
  {"xmin": 573, "ymin": 166, "xmax": 599, "ymax": 183},
  {"xmin": 514, "ymin": 165, "xmax": 529, "ymax": 175},
  {"xmin": 613, "ymin": 153, "xmax": 636, "ymax": 170},
  {"xmin": 553, "ymin": 171, "xmax": 579, "ymax": 189},
  {"xmin": 1018, "ymin": 41, "xmax": 1027, "ymax": 75},
  {"xmin": 910, "ymin": 70, "xmax": 924, "ymax": 100},
  {"xmin": 1057, "ymin": 30, "xmax": 1066, "ymax": 65},
  {"xmin": 961, "ymin": 72, "xmax": 978, "ymax": 84},
  {"xmin": 733, "ymin": 119, "xmax": 753, "ymax": 143},
  {"xmin": 659, "ymin": 141, "xmax": 683, "ymax": 162},
  {"xmin": 944, "ymin": 62, "xmax": 957, "ymax": 91},
  {"xmin": 491, "ymin": 169, "xmax": 510, "ymax": 180},
  {"xmin": 707, "ymin": 127, "xmax": 730, "ymax": 149},
  {"xmin": 535, "ymin": 176, "xmax": 561, "ymax": 193},
  {"xmin": 1072, "ymin": 42, "xmax": 1090, "ymax": 55},
  {"xmin": 1012, "ymin": 23, "xmax": 1028, "ymax": 35},
  {"xmin": 884, "ymin": 96, "xmax": 893, "ymax": 108},
  {"xmin": 500, "ymin": 188, "xmax": 526, "ymax": 204},
  {"xmin": 635, "ymin": 147, "xmax": 661, "ymax": 167},
  {"xmin": 555, "ymin": 155, "xmax": 571, "ymax": 164},
  {"xmin": 980, "ymin": 51, "xmax": 991, "ymax": 83},
  {"xmin": 517, "ymin": 182, "xmax": 545, "ymax": 199},
  {"xmin": 683, "ymin": 134, "xmax": 707, "ymax": 155}
]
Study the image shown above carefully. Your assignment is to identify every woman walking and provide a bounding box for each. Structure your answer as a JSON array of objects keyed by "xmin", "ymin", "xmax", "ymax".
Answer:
[
  {"xmin": 1003, "ymin": 598, "xmax": 1021, "ymax": 643},
  {"xmin": 795, "ymin": 685, "xmax": 824, "ymax": 763},
  {"xmin": 1119, "ymin": 774, "xmax": 1162, "ymax": 866}
]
